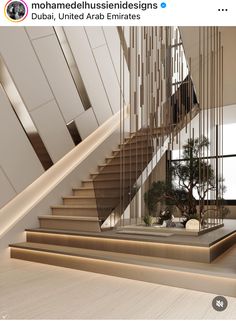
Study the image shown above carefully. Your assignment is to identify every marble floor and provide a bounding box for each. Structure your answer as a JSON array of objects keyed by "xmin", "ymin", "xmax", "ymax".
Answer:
[{"xmin": 0, "ymin": 257, "xmax": 236, "ymax": 320}]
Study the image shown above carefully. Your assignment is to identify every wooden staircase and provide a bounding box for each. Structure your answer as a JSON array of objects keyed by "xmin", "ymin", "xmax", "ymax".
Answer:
[
  {"xmin": 10, "ymin": 103, "xmax": 211, "ymax": 294},
  {"xmin": 20, "ymin": 130, "xmax": 154, "ymax": 234}
]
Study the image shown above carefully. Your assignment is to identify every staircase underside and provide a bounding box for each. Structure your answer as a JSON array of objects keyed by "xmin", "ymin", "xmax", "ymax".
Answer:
[{"xmin": 10, "ymin": 220, "xmax": 236, "ymax": 297}]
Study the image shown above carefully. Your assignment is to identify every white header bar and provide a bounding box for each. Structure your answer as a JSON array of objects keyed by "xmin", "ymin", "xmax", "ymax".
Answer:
[{"xmin": 0, "ymin": 0, "xmax": 235, "ymax": 26}]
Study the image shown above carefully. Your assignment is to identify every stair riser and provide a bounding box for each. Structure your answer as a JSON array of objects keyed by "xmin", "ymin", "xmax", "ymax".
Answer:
[
  {"xmin": 106, "ymin": 155, "xmax": 152, "ymax": 163},
  {"xmin": 39, "ymin": 219, "xmax": 101, "ymax": 232},
  {"xmin": 63, "ymin": 198, "xmax": 97, "ymax": 206},
  {"xmin": 82, "ymin": 182, "xmax": 93, "ymax": 189},
  {"xmin": 63, "ymin": 198, "xmax": 119, "ymax": 207},
  {"xmin": 112, "ymin": 148, "xmax": 153, "ymax": 157},
  {"xmin": 90, "ymin": 173, "xmax": 139, "ymax": 180},
  {"xmin": 82, "ymin": 180, "xmax": 136, "ymax": 189},
  {"xmin": 123, "ymin": 140, "xmax": 152, "ymax": 147},
  {"xmin": 10, "ymin": 248, "xmax": 236, "ymax": 298},
  {"xmin": 125, "ymin": 135, "xmax": 152, "ymax": 143},
  {"xmin": 73, "ymin": 190, "xmax": 120, "ymax": 199},
  {"xmin": 73, "ymin": 189, "xmax": 95, "ymax": 197},
  {"xmin": 98, "ymin": 164, "xmax": 144, "ymax": 172},
  {"xmin": 52, "ymin": 208, "xmax": 99, "ymax": 217},
  {"xmin": 119, "ymin": 142, "xmax": 152, "ymax": 149}
]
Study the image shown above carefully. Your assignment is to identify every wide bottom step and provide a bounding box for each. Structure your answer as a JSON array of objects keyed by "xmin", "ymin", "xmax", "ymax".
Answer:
[{"xmin": 10, "ymin": 242, "xmax": 236, "ymax": 297}]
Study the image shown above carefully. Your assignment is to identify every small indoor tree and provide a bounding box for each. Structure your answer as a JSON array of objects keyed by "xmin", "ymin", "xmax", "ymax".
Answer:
[{"xmin": 144, "ymin": 136, "xmax": 228, "ymax": 226}]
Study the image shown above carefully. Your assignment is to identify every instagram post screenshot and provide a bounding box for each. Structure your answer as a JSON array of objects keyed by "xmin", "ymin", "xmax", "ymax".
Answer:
[{"xmin": 0, "ymin": 0, "xmax": 236, "ymax": 321}]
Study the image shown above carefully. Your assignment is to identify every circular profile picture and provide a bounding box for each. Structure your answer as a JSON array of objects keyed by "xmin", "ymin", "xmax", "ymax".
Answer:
[{"xmin": 4, "ymin": 0, "xmax": 28, "ymax": 22}]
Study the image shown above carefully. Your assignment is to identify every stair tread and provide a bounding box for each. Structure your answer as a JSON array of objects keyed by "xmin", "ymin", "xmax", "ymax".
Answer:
[
  {"xmin": 105, "ymin": 158, "xmax": 153, "ymax": 163},
  {"xmin": 91, "ymin": 170, "xmax": 141, "ymax": 175},
  {"xmin": 63, "ymin": 196, "xmax": 119, "ymax": 199},
  {"xmin": 83, "ymin": 178, "xmax": 134, "ymax": 182},
  {"xmin": 113, "ymin": 147, "xmax": 152, "ymax": 151},
  {"xmin": 39, "ymin": 215, "xmax": 100, "ymax": 221},
  {"xmin": 119, "ymin": 144, "xmax": 150, "ymax": 148},
  {"xmin": 109, "ymin": 152, "xmax": 152, "ymax": 155},
  {"xmin": 124, "ymin": 136, "xmax": 153, "ymax": 142},
  {"xmin": 52, "ymin": 205, "xmax": 100, "ymax": 209},
  {"xmin": 24, "ymin": 226, "xmax": 236, "ymax": 247},
  {"xmin": 25, "ymin": 227, "xmax": 196, "ymax": 245},
  {"xmin": 99, "ymin": 162, "xmax": 145, "ymax": 167},
  {"xmin": 72, "ymin": 187, "xmax": 94, "ymax": 190},
  {"xmin": 105, "ymin": 150, "xmax": 152, "ymax": 158},
  {"xmin": 26, "ymin": 228, "xmax": 111, "ymax": 235},
  {"xmin": 26, "ymin": 228, "xmax": 105, "ymax": 235},
  {"xmin": 108, "ymin": 159, "xmax": 152, "ymax": 162},
  {"xmin": 113, "ymin": 148, "xmax": 152, "ymax": 153},
  {"xmin": 73, "ymin": 187, "xmax": 120, "ymax": 190},
  {"xmin": 9, "ymin": 242, "xmax": 236, "ymax": 279}
]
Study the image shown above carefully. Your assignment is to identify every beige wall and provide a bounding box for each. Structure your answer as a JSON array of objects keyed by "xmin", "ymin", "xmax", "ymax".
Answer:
[
  {"xmin": 179, "ymin": 27, "xmax": 236, "ymax": 107},
  {"xmin": 0, "ymin": 85, "xmax": 44, "ymax": 206},
  {"xmin": 0, "ymin": 27, "xmax": 128, "ymax": 209}
]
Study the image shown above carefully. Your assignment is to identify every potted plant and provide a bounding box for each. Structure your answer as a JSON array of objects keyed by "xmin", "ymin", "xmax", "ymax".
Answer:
[
  {"xmin": 143, "ymin": 214, "xmax": 154, "ymax": 227},
  {"xmin": 144, "ymin": 136, "xmax": 228, "ymax": 228}
]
